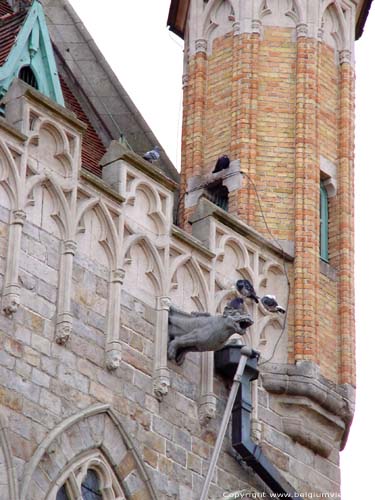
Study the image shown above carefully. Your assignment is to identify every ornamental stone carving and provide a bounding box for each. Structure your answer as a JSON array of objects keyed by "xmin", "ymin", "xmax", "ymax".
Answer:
[{"xmin": 167, "ymin": 304, "xmax": 253, "ymax": 365}]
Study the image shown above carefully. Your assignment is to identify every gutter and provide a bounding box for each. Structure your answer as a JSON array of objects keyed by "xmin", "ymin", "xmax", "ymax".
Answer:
[{"xmin": 215, "ymin": 345, "xmax": 302, "ymax": 500}]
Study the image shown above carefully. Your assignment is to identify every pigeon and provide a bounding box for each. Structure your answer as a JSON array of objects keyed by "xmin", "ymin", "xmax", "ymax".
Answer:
[
  {"xmin": 235, "ymin": 279, "xmax": 259, "ymax": 303},
  {"xmin": 143, "ymin": 145, "xmax": 161, "ymax": 163},
  {"xmin": 227, "ymin": 297, "xmax": 245, "ymax": 312},
  {"xmin": 212, "ymin": 155, "xmax": 230, "ymax": 173},
  {"xmin": 261, "ymin": 295, "xmax": 286, "ymax": 314}
]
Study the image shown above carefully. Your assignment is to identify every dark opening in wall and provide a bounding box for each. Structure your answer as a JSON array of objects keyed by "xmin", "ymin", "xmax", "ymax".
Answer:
[
  {"xmin": 19, "ymin": 66, "xmax": 38, "ymax": 89},
  {"xmin": 204, "ymin": 179, "xmax": 229, "ymax": 211}
]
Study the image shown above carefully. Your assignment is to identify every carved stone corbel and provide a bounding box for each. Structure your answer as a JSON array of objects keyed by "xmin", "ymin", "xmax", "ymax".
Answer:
[
  {"xmin": 153, "ymin": 296, "xmax": 171, "ymax": 400},
  {"xmin": 2, "ymin": 209, "xmax": 26, "ymax": 316},
  {"xmin": 55, "ymin": 239, "xmax": 77, "ymax": 344},
  {"xmin": 55, "ymin": 240, "xmax": 77, "ymax": 345},
  {"xmin": 339, "ymin": 49, "xmax": 352, "ymax": 65},
  {"xmin": 105, "ymin": 268, "xmax": 126, "ymax": 370},
  {"xmin": 296, "ymin": 23, "xmax": 308, "ymax": 38},
  {"xmin": 199, "ymin": 351, "xmax": 216, "ymax": 424}
]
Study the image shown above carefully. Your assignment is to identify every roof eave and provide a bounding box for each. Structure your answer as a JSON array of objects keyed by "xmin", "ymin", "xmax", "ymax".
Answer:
[
  {"xmin": 167, "ymin": 0, "xmax": 188, "ymax": 39},
  {"xmin": 356, "ymin": 0, "xmax": 373, "ymax": 40}
]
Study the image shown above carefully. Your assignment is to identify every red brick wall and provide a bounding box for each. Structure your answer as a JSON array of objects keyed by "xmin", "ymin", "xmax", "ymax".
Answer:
[{"xmin": 179, "ymin": 29, "xmax": 355, "ymax": 384}]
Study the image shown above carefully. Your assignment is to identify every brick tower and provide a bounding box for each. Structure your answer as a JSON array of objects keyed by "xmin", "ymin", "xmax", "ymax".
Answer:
[{"xmin": 169, "ymin": 0, "xmax": 364, "ymax": 386}]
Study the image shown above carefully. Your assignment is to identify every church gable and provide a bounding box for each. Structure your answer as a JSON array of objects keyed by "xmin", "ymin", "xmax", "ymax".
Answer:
[{"xmin": 0, "ymin": 0, "xmax": 64, "ymax": 105}]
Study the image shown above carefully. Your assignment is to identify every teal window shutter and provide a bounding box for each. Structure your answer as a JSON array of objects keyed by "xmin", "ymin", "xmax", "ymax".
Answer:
[{"xmin": 320, "ymin": 182, "xmax": 329, "ymax": 262}]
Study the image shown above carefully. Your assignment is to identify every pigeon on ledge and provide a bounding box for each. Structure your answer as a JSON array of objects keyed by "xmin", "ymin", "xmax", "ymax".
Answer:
[
  {"xmin": 261, "ymin": 295, "xmax": 286, "ymax": 314},
  {"xmin": 212, "ymin": 155, "xmax": 230, "ymax": 173},
  {"xmin": 235, "ymin": 279, "xmax": 259, "ymax": 303},
  {"xmin": 143, "ymin": 146, "xmax": 161, "ymax": 163}
]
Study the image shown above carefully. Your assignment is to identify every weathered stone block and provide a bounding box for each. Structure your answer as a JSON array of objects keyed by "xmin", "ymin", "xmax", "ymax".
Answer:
[
  {"xmin": 31, "ymin": 334, "xmax": 51, "ymax": 356},
  {"xmin": 89, "ymin": 381, "xmax": 113, "ymax": 404},
  {"xmin": 152, "ymin": 415, "xmax": 174, "ymax": 441},
  {"xmin": 57, "ymin": 364, "xmax": 89, "ymax": 393},
  {"xmin": 32, "ymin": 368, "xmax": 50, "ymax": 388},
  {"xmin": 166, "ymin": 441, "xmax": 187, "ymax": 467},
  {"xmin": 39, "ymin": 389, "xmax": 62, "ymax": 414}
]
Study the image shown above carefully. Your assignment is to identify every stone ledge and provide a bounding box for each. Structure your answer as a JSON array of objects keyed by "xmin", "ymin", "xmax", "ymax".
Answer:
[
  {"xmin": 320, "ymin": 260, "xmax": 338, "ymax": 281},
  {"xmin": 261, "ymin": 361, "xmax": 355, "ymax": 453},
  {"xmin": 81, "ymin": 169, "xmax": 126, "ymax": 204},
  {"xmin": 100, "ymin": 141, "xmax": 179, "ymax": 193},
  {"xmin": 190, "ymin": 198, "xmax": 294, "ymax": 262},
  {"xmin": 3, "ymin": 79, "xmax": 87, "ymax": 132},
  {"xmin": 171, "ymin": 225, "xmax": 215, "ymax": 259},
  {"xmin": 0, "ymin": 117, "xmax": 28, "ymax": 142}
]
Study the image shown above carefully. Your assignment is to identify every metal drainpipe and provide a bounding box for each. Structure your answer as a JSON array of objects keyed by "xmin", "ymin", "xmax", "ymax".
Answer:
[{"xmin": 215, "ymin": 345, "xmax": 302, "ymax": 500}]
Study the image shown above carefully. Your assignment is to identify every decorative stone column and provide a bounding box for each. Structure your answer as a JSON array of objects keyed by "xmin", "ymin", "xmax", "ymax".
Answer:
[
  {"xmin": 55, "ymin": 239, "xmax": 77, "ymax": 345},
  {"xmin": 2, "ymin": 209, "xmax": 26, "ymax": 316},
  {"xmin": 153, "ymin": 296, "xmax": 171, "ymax": 400},
  {"xmin": 105, "ymin": 268, "xmax": 126, "ymax": 370}
]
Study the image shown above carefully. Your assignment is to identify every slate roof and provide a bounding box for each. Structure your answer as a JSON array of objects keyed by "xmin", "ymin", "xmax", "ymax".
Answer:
[
  {"xmin": 0, "ymin": 9, "xmax": 27, "ymax": 66},
  {"xmin": 0, "ymin": 0, "xmax": 12, "ymax": 16},
  {"xmin": 60, "ymin": 77, "xmax": 106, "ymax": 177}
]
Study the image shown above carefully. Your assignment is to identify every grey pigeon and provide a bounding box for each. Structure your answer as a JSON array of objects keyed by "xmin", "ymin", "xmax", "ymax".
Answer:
[
  {"xmin": 143, "ymin": 145, "xmax": 161, "ymax": 163},
  {"xmin": 227, "ymin": 297, "xmax": 245, "ymax": 312},
  {"xmin": 236, "ymin": 279, "xmax": 259, "ymax": 304},
  {"xmin": 261, "ymin": 295, "xmax": 286, "ymax": 314},
  {"xmin": 212, "ymin": 155, "xmax": 230, "ymax": 173}
]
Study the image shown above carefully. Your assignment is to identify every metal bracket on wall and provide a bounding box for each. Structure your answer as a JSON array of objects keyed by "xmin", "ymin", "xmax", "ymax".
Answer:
[{"xmin": 215, "ymin": 345, "xmax": 303, "ymax": 500}]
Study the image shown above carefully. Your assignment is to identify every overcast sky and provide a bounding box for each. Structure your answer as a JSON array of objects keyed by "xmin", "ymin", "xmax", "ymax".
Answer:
[{"xmin": 68, "ymin": 1, "xmax": 374, "ymax": 498}]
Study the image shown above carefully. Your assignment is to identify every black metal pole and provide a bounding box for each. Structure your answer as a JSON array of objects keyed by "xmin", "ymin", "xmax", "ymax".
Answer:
[{"xmin": 215, "ymin": 345, "xmax": 302, "ymax": 500}]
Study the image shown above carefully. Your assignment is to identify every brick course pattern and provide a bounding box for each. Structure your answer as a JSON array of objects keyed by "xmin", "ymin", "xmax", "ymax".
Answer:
[{"xmin": 179, "ymin": 28, "xmax": 355, "ymax": 384}]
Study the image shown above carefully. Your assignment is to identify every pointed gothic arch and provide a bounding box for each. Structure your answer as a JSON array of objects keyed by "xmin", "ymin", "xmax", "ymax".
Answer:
[
  {"xmin": 0, "ymin": 138, "xmax": 22, "ymax": 209},
  {"xmin": 201, "ymin": 0, "xmax": 237, "ymax": 41},
  {"xmin": 20, "ymin": 404, "xmax": 157, "ymax": 500},
  {"xmin": 125, "ymin": 180, "xmax": 167, "ymax": 235},
  {"xmin": 216, "ymin": 235, "xmax": 256, "ymax": 284},
  {"xmin": 76, "ymin": 198, "xmax": 120, "ymax": 270},
  {"xmin": 320, "ymin": 0, "xmax": 349, "ymax": 51},
  {"xmin": 0, "ymin": 414, "xmax": 18, "ymax": 500},
  {"xmin": 28, "ymin": 119, "xmax": 74, "ymax": 179},
  {"xmin": 122, "ymin": 233, "xmax": 165, "ymax": 296}
]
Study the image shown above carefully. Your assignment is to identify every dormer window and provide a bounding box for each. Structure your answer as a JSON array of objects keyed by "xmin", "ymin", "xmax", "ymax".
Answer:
[{"xmin": 18, "ymin": 66, "xmax": 38, "ymax": 89}]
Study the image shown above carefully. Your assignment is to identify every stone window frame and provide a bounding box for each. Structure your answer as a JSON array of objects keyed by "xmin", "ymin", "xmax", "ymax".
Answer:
[
  {"xmin": 319, "ymin": 156, "xmax": 337, "ymax": 264},
  {"xmin": 320, "ymin": 181, "xmax": 329, "ymax": 262},
  {"xmin": 50, "ymin": 449, "xmax": 126, "ymax": 500}
]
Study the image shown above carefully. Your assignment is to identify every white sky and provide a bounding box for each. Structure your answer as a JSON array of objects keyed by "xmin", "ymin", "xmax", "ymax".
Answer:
[{"xmin": 68, "ymin": 1, "xmax": 374, "ymax": 498}]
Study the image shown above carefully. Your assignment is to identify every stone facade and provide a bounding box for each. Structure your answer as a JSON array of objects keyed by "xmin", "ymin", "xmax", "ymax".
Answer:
[{"xmin": 0, "ymin": 0, "xmax": 365, "ymax": 498}]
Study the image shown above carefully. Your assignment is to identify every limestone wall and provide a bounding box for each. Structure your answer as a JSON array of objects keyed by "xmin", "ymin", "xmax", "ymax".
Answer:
[{"xmin": 0, "ymin": 80, "xmax": 352, "ymax": 499}]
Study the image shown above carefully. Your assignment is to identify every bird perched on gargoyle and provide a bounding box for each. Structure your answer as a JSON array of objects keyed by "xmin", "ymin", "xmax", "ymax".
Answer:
[
  {"xmin": 235, "ymin": 279, "xmax": 259, "ymax": 304},
  {"xmin": 143, "ymin": 145, "xmax": 161, "ymax": 163},
  {"xmin": 226, "ymin": 297, "xmax": 245, "ymax": 312},
  {"xmin": 212, "ymin": 155, "xmax": 230, "ymax": 173},
  {"xmin": 261, "ymin": 295, "xmax": 286, "ymax": 314}
]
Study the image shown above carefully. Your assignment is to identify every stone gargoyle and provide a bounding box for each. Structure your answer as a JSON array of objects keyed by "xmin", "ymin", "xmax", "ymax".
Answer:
[{"xmin": 167, "ymin": 304, "xmax": 253, "ymax": 364}]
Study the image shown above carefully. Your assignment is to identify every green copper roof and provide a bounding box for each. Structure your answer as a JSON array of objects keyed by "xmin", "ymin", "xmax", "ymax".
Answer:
[{"xmin": 0, "ymin": 0, "xmax": 64, "ymax": 105}]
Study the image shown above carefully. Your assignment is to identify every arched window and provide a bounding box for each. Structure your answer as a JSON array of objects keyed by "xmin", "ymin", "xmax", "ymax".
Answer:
[
  {"xmin": 320, "ymin": 182, "xmax": 329, "ymax": 262},
  {"xmin": 81, "ymin": 470, "xmax": 102, "ymax": 500},
  {"xmin": 18, "ymin": 66, "xmax": 38, "ymax": 89},
  {"xmin": 56, "ymin": 484, "xmax": 69, "ymax": 500},
  {"xmin": 53, "ymin": 450, "xmax": 126, "ymax": 500}
]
